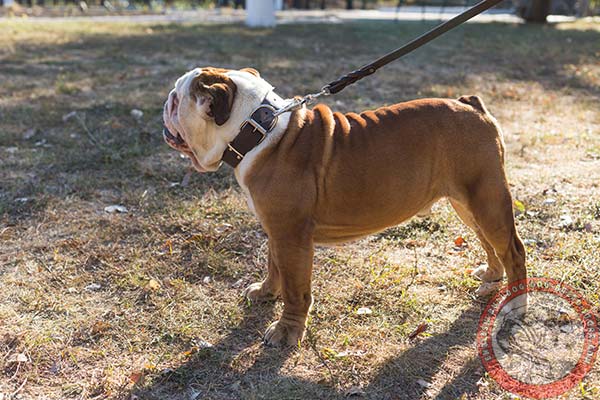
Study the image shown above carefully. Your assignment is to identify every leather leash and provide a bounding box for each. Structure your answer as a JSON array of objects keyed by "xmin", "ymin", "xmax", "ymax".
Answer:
[
  {"xmin": 323, "ymin": 0, "xmax": 504, "ymax": 95},
  {"xmin": 276, "ymin": 0, "xmax": 505, "ymax": 114}
]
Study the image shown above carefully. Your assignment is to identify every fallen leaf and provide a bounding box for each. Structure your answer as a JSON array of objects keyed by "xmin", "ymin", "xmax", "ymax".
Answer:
[
  {"xmin": 417, "ymin": 379, "xmax": 431, "ymax": 388},
  {"xmin": 514, "ymin": 200, "xmax": 526, "ymax": 213},
  {"xmin": 558, "ymin": 214, "xmax": 574, "ymax": 229},
  {"xmin": 192, "ymin": 338, "xmax": 213, "ymax": 349},
  {"xmin": 104, "ymin": 205, "xmax": 128, "ymax": 213},
  {"xmin": 143, "ymin": 363, "xmax": 156, "ymax": 371},
  {"xmin": 182, "ymin": 348, "xmax": 197, "ymax": 357},
  {"xmin": 408, "ymin": 322, "xmax": 429, "ymax": 340},
  {"xmin": 8, "ymin": 353, "xmax": 28, "ymax": 363},
  {"xmin": 129, "ymin": 371, "xmax": 144, "ymax": 385},
  {"xmin": 130, "ymin": 109, "xmax": 144, "ymax": 120},
  {"xmin": 336, "ymin": 350, "xmax": 366, "ymax": 358},
  {"xmin": 405, "ymin": 239, "xmax": 425, "ymax": 248},
  {"xmin": 145, "ymin": 279, "xmax": 161, "ymax": 291},
  {"xmin": 91, "ymin": 320, "xmax": 111, "ymax": 335},
  {"xmin": 356, "ymin": 307, "xmax": 372, "ymax": 315},
  {"xmin": 454, "ymin": 236, "xmax": 466, "ymax": 247},
  {"xmin": 322, "ymin": 347, "xmax": 338, "ymax": 359},
  {"xmin": 85, "ymin": 283, "xmax": 102, "ymax": 291}
]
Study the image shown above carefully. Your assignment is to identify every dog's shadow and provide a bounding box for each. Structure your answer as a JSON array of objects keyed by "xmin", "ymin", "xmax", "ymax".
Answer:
[
  {"xmin": 365, "ymin": 304, "xmax": 486, "ymax": 400},
  {"xmin": 132, "ymin": 297, "xmax": 486, "ymax": 399},
  {"xmin": 131, "ymin": 300, "xmax": 297, "ymax": 399}
]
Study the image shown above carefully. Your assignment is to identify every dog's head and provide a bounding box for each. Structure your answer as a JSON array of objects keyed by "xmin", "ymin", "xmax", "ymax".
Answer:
[{"xmin": 163, "ymin": 67, "xmax": 271, "ymax": 172}]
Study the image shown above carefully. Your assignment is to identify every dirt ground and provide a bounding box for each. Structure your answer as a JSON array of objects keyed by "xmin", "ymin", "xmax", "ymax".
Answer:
[{"xmin": 0, "ymin": 18, "xmax": 599, "ymax": 400}]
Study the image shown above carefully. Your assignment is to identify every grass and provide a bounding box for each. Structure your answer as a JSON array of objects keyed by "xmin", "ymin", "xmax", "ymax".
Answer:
[{"xmin": 0, "ymin": 17, "xmax": 599, "ymax": 400}]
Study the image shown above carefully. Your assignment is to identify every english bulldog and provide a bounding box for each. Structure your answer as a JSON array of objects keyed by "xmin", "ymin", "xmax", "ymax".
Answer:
[{"xmin": 163, "ymin": 67, "xmax": 527, "ymax": 346}]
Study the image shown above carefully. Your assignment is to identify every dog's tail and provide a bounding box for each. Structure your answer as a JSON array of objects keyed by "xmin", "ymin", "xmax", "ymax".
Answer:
[{"xmin": 458, "ymin": 95, "xmax": 488, "ymax": 114}]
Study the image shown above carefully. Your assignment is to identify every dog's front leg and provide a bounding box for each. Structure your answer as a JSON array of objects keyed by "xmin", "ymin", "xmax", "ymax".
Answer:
[
  {"xmin": 263, "ymin": 233, "xmax": 314, "ymax": 347},
  {"xmin": 244, "ymin": 242, "xmax": 281, "ymax": 302}
]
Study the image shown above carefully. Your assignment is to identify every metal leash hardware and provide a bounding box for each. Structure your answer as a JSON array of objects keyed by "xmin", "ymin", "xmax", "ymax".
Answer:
[{"xmin": 273, "ymin": 87, "xmax": 331, "ymax": 117}]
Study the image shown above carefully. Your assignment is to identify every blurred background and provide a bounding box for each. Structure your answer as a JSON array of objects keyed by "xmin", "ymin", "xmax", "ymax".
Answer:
[{"xmin": 1, "ymin": 0, "xmax": 599, "ymax": 22}]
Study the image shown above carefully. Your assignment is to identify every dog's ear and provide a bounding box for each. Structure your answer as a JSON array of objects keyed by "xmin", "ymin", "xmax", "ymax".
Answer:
[
  {"xmin": 241, "ymin": 67, "xmax": 260, "ymax": 77},
  {"xmin": 190, "ymin": 71, "xmax": 237, "ymax": 126}
]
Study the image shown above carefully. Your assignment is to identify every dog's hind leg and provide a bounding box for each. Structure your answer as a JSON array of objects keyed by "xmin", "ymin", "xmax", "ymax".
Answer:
[
  {"xmin": 453, "ymin": 176, "xmax": 527, "ymax": 290},
  {"xmin": 449, "ymin": 199, "xmax": 505, "ymax": 296}
]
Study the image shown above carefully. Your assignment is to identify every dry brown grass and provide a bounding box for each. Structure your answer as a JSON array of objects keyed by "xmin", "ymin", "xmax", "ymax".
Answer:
[{"xmin": 1, "ymin": 18, "xmax": 599, "ymax": 400}]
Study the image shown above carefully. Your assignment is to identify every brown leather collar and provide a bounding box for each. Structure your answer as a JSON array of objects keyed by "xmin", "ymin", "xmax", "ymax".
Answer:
[{"xmin": 222, "ymin": 92, "xmax": 287, "ymax": 168}]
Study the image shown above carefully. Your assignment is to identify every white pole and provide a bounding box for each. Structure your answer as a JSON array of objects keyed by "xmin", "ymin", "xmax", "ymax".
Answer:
[{"xmin": 246, "ymin": 0, "xmax": 276, "ymax": 27}]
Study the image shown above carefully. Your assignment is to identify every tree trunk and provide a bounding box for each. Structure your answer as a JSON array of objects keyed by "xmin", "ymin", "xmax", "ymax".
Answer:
[
  {"xmin": 576, "ymin": 0, "xmax": 590, "ymax": 17},
  {"xmin": 524, "ymin": 0, "xmax": 551, "ymax": 22}
]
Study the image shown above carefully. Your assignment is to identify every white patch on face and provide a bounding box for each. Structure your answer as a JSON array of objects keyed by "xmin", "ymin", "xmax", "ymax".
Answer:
[
  {"xmin": 164, "ymin": 68, "xmax": 284, "ymax": 173},
  {"xmin": 163, "ymin": 67, "xmax": 297, "ymax": 217}
]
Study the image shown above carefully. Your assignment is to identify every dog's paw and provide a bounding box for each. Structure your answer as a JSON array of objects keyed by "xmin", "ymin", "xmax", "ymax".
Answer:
[
  {"xmin": 243, "ymin": 281, "xmax": 278, "ymax": 303},
  {"xmin": 263, "ymin": 320, "xmax": 305, "ymax": 347},
  {"xmin": 474, "ymin": 280, "xmax": 503, "ymax": 297},
  {"xmin": 471, "ymin": 263, "xmax": 503, "ymax": 282}
]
